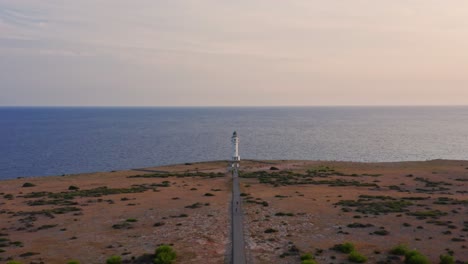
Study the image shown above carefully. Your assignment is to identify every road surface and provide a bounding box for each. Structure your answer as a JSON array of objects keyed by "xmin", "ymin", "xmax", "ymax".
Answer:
[{"xmin": 232, "ymin": 168, "xmax": 246, "ymax": 264}]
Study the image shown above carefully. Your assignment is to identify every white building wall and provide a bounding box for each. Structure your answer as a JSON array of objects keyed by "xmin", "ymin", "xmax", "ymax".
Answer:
[{"xmin": 232, "ymin": 132, "xmax": 240, "ymax": 162}]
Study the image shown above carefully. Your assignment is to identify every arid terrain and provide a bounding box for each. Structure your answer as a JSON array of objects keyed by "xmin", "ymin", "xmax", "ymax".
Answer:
[
  {"xmin": 0, "ymin": 161, "xmax": 231, "ymax": 264},
  {"xmin": 0, "ymin": 160, "xmax": 467, "ymax": 263},
  {"xmin": 240, "ymin": 160, "xmax": 468, "ymax": 264}
]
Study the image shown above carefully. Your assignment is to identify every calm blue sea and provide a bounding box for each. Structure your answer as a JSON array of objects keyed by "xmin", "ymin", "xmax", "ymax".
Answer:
[{"xmin": 1, "ymin": 106, "xmax": 468, "ymax": 179}]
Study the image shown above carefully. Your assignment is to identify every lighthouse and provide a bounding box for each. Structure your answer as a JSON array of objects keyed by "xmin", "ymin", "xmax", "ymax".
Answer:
[{"xmin": 231, "ymin": 131, "xmax": 240, "ymax": 168}]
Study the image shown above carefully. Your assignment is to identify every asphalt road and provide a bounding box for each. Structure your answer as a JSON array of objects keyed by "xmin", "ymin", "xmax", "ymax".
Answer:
[{"xmin": 232, "ymin": 168, "xmax": 246, "ymax": 264}]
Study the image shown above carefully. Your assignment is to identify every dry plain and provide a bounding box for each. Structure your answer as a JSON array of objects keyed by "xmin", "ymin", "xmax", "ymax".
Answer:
[{"xmin": 0, "ymin": 160, "xmax": 467, "ymax": 264}]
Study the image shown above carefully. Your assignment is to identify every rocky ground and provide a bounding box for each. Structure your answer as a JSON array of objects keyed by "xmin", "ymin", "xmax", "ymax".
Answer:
[
  {"xmin": 0, "ymin": 161, "xmax": 231, "ymax": 264},
  {"xmin": 240, "ymin": 160, "xmax": 468, "ymax": 264},
  {"xmin": 0, "ymin": 159, "xmax": 467, "ymax": 264}
]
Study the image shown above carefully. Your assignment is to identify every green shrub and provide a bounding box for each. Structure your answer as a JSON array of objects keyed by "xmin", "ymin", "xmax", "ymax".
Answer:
[
  {"xmin": 407, "ymin": 210, "xmax": 447, "ymax": 218},
  {"xmin": 106, "ymin": 255, "xmax": 122, "ymax": 264},
  {"xmin": 333, "ymin": 242, "xmax": 355, "ymax": 253},
  {"xmin": 301, "ymin": 253, "xmax": 314, "ymax": 260},
  {"xmin": 154, "ymin": 244, "xmax": 176, "ymax": 264},
  {"xmin": 439, "ymin": 254, "xmax": 455, "ymax": 264},
  {"xmin": 68, "ymin": 185, "xmax": 80, "ymax": 190},
  {"xmin": 405, "ymin": 250, "xmax": 430, "ymax": 264},
  {"xmin": 301, "ymin": 260, "xmax": 317, "ymax": 264},
  {"xmin": 300, "ymin": 253, "xmax": 317, "ymax": 264},
  {"xmin": 22, "ymin": 182, "xmax": 36, "ymax": 187},
  {"xmin": 390, "ymin": 244, "xmax": 409, "ymax": 255},
  {"xmin": 7, "ymin": 261, "xmax": 23, "ymax": 264},
  {"xmin": 67, "ymin": 261, "xmax": 80, "ymax": 264},
  {"xmin": 348, "ymin": 251, "xmax": 367, "ymax": 263},
  {"xmin": 126, "ymin": 218, "xmax": 137, "ymax": 222},
  {"xmin": 407, "ymin": 254, "xmax": 430, "ymax": 264}
]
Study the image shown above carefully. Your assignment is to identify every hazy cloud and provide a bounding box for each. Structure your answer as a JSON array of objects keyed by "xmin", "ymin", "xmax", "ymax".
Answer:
[{"xmin": 1, "ymin": 0, "xmax": 468, "ymax": 106}]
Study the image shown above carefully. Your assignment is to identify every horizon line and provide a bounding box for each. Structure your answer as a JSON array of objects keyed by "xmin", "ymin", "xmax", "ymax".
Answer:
[{"xmin": 1, "ymin": 104, "xmax": 468, "ymax": 108}]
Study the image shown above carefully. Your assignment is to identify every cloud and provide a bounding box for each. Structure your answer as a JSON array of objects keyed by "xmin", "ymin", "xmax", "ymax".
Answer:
[{"xmin": 0, "ymin": 0, "xmax": 468, "ymax": 106}]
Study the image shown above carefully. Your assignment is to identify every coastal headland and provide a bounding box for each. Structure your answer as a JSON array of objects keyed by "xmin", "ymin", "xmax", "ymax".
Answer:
[{"xmin": 0, "ymin": 160, "xmax": 467, "ymax": 263}]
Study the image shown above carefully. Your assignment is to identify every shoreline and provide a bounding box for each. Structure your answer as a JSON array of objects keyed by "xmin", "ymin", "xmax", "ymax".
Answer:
[{"xmin": 3, "ymin": 158, "xmax": 468, "ymax": 182}]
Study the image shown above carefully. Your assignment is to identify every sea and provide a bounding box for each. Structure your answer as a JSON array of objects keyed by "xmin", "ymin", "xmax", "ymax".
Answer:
[{"xmin": 1, "ymin": 106, "xmax": 468, "ymax": 180}]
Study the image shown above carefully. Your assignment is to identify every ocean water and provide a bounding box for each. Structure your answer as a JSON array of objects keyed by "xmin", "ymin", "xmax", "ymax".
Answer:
[{"xmin": 1, "ymin": 106, "xmax": 468, "ymax": 179}]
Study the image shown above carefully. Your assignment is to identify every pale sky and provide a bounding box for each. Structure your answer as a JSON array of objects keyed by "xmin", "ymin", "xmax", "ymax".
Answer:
[{"xmin": 1, "ymin": 0, "xmax": 468, "ymax": 106}]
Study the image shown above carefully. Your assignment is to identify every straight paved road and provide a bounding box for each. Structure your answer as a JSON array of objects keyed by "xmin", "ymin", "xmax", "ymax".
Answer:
[{"xmin": 232, "ymin": 168, "xmax": 246, "ymax": 264}]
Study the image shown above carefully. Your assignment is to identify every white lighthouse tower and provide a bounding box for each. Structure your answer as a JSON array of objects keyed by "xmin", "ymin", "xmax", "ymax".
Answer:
[{"xmin": 231, "ymin": 131, "xmax": 240, "ymax": 168}]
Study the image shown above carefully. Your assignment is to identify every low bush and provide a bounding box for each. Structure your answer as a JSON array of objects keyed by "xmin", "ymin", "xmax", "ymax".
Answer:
[
  {"xmin": 405, "ymin": 250, "xmax": 430, "ymax": 264},
  {"xmin": 68, "ymin": 185, "xmax": 80, "ymax": 190},
  {"xmin": 301, "ymin": 260, "xmax": 317, "ymax": 264},
  {"xmin": 336, "ymin": 199, "xmax": 412, "ymax": 214},
  {"xmin": 67, "ymin": 261, "xmax": 80, "ymax": 264},
  {"xmin": 439, "ymin": 254, "xmax": 455, "ymax": 264},
  {"xmin": 390, "ymin": 244, "xmax": 409, "ymax": 255},
  {"xmin": 348, "ymin": 251, "xmax": 367, "ymax": 263},
  {"xmin": 22, "ymin": 182, "xmax": 36, "ymax": 187},
  {"xmin": 275, "ymin": 212, "xmax": 294, "ymax": 216},
  {"xmin": 154, "ymin": 244, "xmax": 176, "ymax": 264},
  {"xmin": 6, "ymin": 261, "xmax": 23, "ymax": 264},
  {"xmin": 407, "ymin": 210, "xmax": 447, "ymax": 218},
  {"xmin": 112, "ymin": 222, "xmax": 132, "ymax": 229},
  {"xmin": 301, "ymin": 253, "xmax": 314, "ymax": 260},
  {"xmin": 347, "ymin": 223, "xmax": 373, "ymax": 228},
  {"xmin": 37, "ymin": 224, "xmax": 58, "ymax": 230},
  {"xmin": 373, "ymin": 229, "xmax": 389, "ymax": 236},
  {"xmin": 300, "ymin": 253, "xmax": 317, "ymax": 264},
  {"xmin": 185, "ymin": 202, "xmax": 203, "ymax": 209},
  {"xmin": 333, "ymin": 242, "xmax": 355, "ymax": 253},
  {"xmin": 264, "ymin": 228, "xmax": 277, "ymax": 233},
  {"xmin": 106, "ymin": 255, "xmax": 122, "ymax": 264},
  {"xmin": 10, "ymin": 241, "xmax": 23, "ymax": 247}
]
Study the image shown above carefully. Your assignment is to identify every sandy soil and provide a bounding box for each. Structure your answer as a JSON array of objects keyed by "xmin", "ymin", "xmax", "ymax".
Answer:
[
  {"xmin": 240, "ymin": 160, "xmax": 468, "ymax": 264},
  {"xmin": 0, "ymin": 161, "xmax": 231, "ymax": 264},
  {"xmin": 0, "ymin": 159, "xmax": 467, "ymax": 264}
]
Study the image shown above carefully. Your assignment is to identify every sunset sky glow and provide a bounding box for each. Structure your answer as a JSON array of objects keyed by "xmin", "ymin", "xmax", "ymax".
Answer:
[{"xmin": 1, "ymin": 0, "xmax": 468, "ymax": 106}]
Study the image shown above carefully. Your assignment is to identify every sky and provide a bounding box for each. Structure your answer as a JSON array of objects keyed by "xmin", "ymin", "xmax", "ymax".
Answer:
[{"xmin": 1, "ymin": 1, "xmax": 468, "ymax": 106}]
